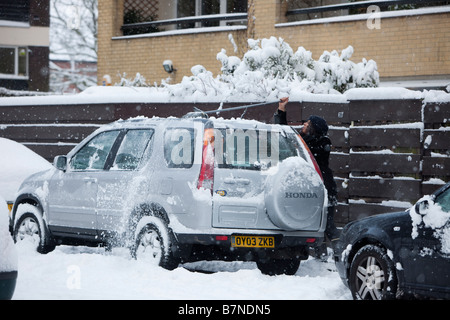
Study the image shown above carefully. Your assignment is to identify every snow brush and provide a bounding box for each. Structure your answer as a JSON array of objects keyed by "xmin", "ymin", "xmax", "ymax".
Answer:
[{"xmin": 184, "ymin": 101, "xmax": 280, "ymax": 119}]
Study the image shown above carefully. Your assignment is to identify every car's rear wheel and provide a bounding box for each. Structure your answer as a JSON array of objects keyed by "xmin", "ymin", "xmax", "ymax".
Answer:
[
  {"xmin": 349, "ymin": 245, "xmax": 397, "ymax": 300},
  {"xmin": 13, "ymin": 204, "xmax": 55, "ymax": 254},
  {"xmin": 256, "ymin": 258, "xmax": 300, "ymax": 276},
  {"xmin": 131, "ymin": 216, "xmax": 179, "ymax": 270}
]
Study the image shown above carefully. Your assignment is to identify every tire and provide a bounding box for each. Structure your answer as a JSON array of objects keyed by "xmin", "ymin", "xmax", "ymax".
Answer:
[
  {"xmin": 256, "ymin": 258, "xmax": 300, "ymax": 276},
  {"xmin": 13, "ymin": 204, "xmax": 55, "ymax": 254},
  {"xmin": 349, "ymin": 245, "xmax": 398, "ymax": 300},
  {"xmin": 131, "ymin": 216, "xmax": 179, "ymax": 270}
]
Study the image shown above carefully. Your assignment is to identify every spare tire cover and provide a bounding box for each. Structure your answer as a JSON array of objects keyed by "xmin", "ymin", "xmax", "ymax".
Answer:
[{"xmin": 264, "ymin": 157, "xmax": 325, "ymax": 231}]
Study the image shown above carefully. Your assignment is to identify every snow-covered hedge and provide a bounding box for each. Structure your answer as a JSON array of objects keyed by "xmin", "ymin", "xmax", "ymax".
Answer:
[
  {"xmin": 116, "ymin": 37, "xmax": 379, "ymax": 101},
  {"xmin": 161, "ymin": 37, "xmax": 378, "ymax": 101}
]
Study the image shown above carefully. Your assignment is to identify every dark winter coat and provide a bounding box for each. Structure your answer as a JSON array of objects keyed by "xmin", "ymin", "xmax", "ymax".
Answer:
[{"xmin": 274, "ymin": 109, "xmax": 338, "ymax": 204}]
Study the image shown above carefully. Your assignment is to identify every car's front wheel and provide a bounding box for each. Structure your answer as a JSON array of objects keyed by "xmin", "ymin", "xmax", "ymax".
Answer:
[
  {"xmin": 131, "ymin": 216, "xmax": 179, "ymax": 270},
  {"xmin": 13, "ymin": 204, "xmax": 55, "ymax": 254},
  {"xmin": 349, "ymin": 245, "xmax": 398, "ymax": 300}
]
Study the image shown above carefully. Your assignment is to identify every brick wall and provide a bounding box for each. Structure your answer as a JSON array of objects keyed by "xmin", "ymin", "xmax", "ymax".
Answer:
[
  {"xmin": 99, "ymin": 30, "xmax": 247, "ymax": 85},
  {"xmin": 97, "ymin": 0, "xmax": 450, "ymax": 86},
  {"xmin": 275, "ymin": 11, "xmax": 450, "ymax": 79},
  {"xmin": 97, "ymin": 0, "xmax": 247, "ymax": 86}
]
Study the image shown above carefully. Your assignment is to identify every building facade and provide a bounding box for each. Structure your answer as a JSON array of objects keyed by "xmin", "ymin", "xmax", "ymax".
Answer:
[
  {"xmin": 98, "ymin": 0, "xmax": 450, "ymax": 89},
  {"xmin": 0, "ymin": 0, "xmax": 50, "ymax": 92}
]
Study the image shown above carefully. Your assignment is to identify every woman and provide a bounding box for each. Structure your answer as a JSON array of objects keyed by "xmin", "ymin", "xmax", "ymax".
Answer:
[{"xmin": 275, "ymin": 98, "xmax": 340, "ymax": 249}]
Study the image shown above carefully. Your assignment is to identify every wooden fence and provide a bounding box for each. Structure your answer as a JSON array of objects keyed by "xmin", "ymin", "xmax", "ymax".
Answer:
[{"xmin": 0, "ymin": 97, "xmax": 448, "ymax": 225}]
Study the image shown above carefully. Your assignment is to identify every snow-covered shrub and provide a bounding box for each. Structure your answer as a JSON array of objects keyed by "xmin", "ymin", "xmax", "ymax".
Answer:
[
  {"xmin": 240, "ymin": 37, "xmax": 294, "ymax": 79},
  {"xmin": 116, "ymin": 72, "xmax": 149, "ymax": 87},
  {"xmin": 217, "ymin": 49, "xmax": 241, "ymax": 76},
  {"xmin": 166, "ymin": 65, "xmax": 222, "ymax": 100},
  {"xmin": 173, "ymin": 37, "xmax": 378, "ymax": 100},
  {"xmin": 122, "ymin": 37, "xmax": 379, "ymax": 101},
  {"xmin": 225, "ymin": 37, "xmax": 379, "ymax": 94}
]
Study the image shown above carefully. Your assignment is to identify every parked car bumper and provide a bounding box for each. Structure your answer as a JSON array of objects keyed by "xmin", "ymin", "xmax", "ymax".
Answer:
[
  {"xmin": 176, "ymin": 232, "xmax": 324, "ymax": 246},
  {"xmin": 333, "ymin": 238, "xmax": 350, "ymax": 288},
  {"xmin": 175, "ymin": 232, "xmax": 324, "ymax": 261}
]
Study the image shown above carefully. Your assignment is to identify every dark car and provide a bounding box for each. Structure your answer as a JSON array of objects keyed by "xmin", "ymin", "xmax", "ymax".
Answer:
[{"xmin": 335, "ymin": 182, "xmax": 450, "ymax": 300}]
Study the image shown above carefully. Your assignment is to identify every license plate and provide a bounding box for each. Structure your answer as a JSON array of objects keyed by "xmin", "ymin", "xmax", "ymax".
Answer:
[{"xmin": 231, "ymin": 235, "xmax": 275, "ymax": 248}]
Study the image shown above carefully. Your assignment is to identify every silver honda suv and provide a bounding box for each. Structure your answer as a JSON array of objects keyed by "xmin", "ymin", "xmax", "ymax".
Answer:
[{"xmin": 11, "ymin": 115, "xmax": 327, "ymax": 275}]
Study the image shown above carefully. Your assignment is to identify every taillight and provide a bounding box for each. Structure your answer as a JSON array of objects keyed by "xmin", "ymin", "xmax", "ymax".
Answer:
[
  {"xmin": 298, "ymin": 135, "xmax": 323, "ymax": 181},
  {"xmin": 197, "ymin": 127, "xmax": 215, "ymax": 193}
]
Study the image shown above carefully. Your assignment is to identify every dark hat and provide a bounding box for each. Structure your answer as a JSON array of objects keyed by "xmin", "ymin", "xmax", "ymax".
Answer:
[{"xmin": 308, "ymin": 115, "xmax": 328, "ymax": 136}]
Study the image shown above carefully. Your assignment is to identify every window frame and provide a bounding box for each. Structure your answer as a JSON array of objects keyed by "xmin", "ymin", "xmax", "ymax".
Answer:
[
  {"xmin": 0, "ymin": 45, "xmax": 28, "ymax": 79},
  {"xmin": 110, "ymin": 129, "xmax": 154, "ymax": 171},
  {"xmin": 69, "ymin": 128, "xmax": 155, "ymax": 172},
  {"xmin": 68, "ymin": 130, "xmax": 123, "ymax": 172},
  {"xmin": 121, "ymin": 0, "xmax": 247, "ymax": 36},
  {"xmin": 177, "ymin": 0, "xmax": 247, "ymax": 27}
]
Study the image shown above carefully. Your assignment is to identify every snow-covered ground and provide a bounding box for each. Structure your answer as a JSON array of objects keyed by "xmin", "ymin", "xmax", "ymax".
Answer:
[{"xmin": 12, "ymin": 242, "xmax": 351, "ymax": 300}]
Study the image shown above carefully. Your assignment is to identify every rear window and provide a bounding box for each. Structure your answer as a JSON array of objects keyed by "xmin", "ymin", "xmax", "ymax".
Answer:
[{"xmin": 216, "ymin": 128, "xmax": 305, "ymax": 170}]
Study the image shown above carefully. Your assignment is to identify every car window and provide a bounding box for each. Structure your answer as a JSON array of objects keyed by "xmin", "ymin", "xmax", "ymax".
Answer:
[
  {"xmin": 164, "ymin": 128, "xmax": 195, "ymax": 168},
  {"xmin": 69, "ymin": 130, "xmax": 120, "ymax": 171},
  {"xmin": 436, "ymin": 187, "xmax": 450, "ymax": 213},
  {"xmin": 216, "ymin": 128, "xmax": 303, "ymax": 170},
  {"xmin": 111, "ymin": 129, "xmax": 153, "ymax": 170}
]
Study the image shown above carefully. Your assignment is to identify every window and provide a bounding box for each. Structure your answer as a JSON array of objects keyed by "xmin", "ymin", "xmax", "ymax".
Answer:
[
  {"xmin": 70, "ymin": 130, "xmax": 120, "ymax": 171},
  {"xmin": 436, "ymin": 187, "xmax": 450, "ymax": 213},
  {"xmin": 177, "ymin": 0, "xmax": 247, "ymax": 28},
  {"xmin": 112, "ymin": 129, "xmax": 153, "ymax": 170},
  {"xmin": 0, "ymin": 46, "xmax": 28, "ymax": 78},
  {"xmin": 123, "ymin": 0, "xmax": 160, "ymax": 35},
  {"xmin": 201, "ymin": 0, "xmax": 220, "ymax": 27},
  {"xmin": 0, "ymin": 0, "xmax": 29, "ymax": 23},
  {"xmin": 164, "ymin": 128, "xmax": 195, "ymax": 168},
  {"xmin": 121, "ymin": 0, "xmax": 247, "ymax": 35},
  {"xmin": 216, "ymin": 129, "xmax": 304, "ymax": 170},
  {"xmin": 286, "ymin": 0, "xmax": 450, "ymax": 23}
]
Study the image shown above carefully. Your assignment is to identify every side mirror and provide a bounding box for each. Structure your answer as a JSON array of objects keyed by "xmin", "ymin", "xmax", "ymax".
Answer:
[
  {"xmin": 54, "ymin": 155, "xmax": 67, "ymax": 171},
  {"xmin": 415, "ymin": 199, "xmax": 429, "ymax": 215}
]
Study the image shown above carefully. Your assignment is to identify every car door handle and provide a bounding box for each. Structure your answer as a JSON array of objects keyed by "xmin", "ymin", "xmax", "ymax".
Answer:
[
  {"xmin": 224, "ymin": 178, "xmax": 235, "ymax": 184},
  {"xmin": 224, "ymin": 178, "xmax": 250, "ymax": 185},
  {"xmin": 83, "ymin": 177, "xmax": 97, "ymax": 183},
  {"xmin": 236, "ymin": 178, "xmax": 250, "ymax": 185}
]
